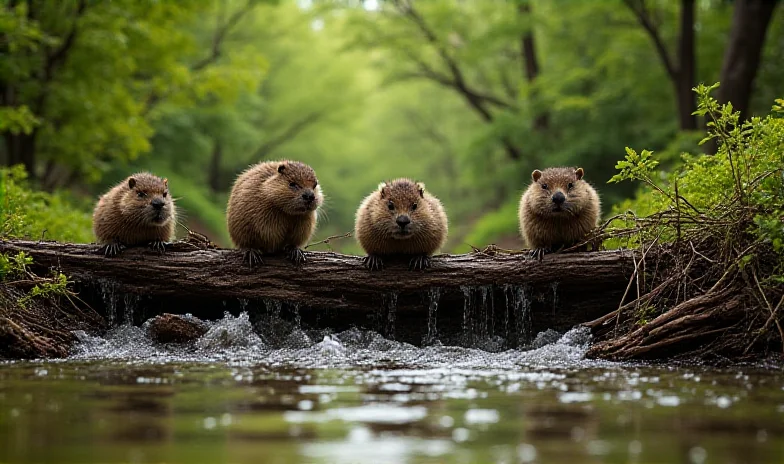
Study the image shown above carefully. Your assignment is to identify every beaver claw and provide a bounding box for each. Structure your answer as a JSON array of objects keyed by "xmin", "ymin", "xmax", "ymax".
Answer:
[
  {"xmin": 149, "ymin": 240, "xmax": 169, "ymax": 255},
  {"xmin": 286, "ymin": 247, "xmax": 306, "ymax": 265},
  {"xmin": 243, "ymin": 249, "xmax": 265, "ymax": 268},
  {"xmin": 100, "ymin": 241, "xmax": 126, "ymax": 257},
  {"xmin": 409, "ymin": 255, "xmax": 431, "ymax": 271},
  {"xmin": 362, "ymin": 255, "xmax": 384, "ymax": 271},
  {"xmin": 529, "ymin": 247, "xmax": 551, "ymax": 262}
]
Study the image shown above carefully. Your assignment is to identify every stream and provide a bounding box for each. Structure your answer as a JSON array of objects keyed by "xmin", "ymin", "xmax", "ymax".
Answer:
[{"xmin": 1, "ymin": 313, "xmax": 782, "ymax": 463}]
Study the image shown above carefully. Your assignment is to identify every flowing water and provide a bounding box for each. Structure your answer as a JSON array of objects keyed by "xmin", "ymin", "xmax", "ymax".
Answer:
[{"xmin": 1, "ymin": 313, "xmax": 783, "ymax": 463}]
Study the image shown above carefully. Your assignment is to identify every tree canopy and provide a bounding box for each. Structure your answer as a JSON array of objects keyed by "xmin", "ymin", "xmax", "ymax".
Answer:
[{"xmin": 1, "ymin": 0, "xmax": 782, "ymax": 252}]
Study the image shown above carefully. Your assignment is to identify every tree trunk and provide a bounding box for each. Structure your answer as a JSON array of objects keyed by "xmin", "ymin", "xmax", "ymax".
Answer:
[
  {"xmin": 3, "ymin": 131, "xmax": 37, "ymax": 178},
  {"xmin": 0, "ymin": 239, "xmax": 637, "ymax": 347},
  {"xmin": 519, "ymin": 2, "xmax": 549, "ymax": 131},
  {"xmin": 676, "ymin": 0, "xmax": 697, "ymax": 131},
  {"xmin": 717, "ymin": 0, "xmax": 780, "ymax": 123}
]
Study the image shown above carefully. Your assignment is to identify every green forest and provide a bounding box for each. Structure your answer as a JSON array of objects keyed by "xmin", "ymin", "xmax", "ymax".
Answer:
[{"xmin": 2, "ymin": 0, "xmax": 783, "ymax": 255}]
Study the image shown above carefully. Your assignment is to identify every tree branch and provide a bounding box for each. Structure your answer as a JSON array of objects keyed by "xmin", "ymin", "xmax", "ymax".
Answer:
[
  {"xmin": 390, "ymin": 0, "xmax": 515, "ymax": 117},
  {"xmin": 621, "ymin": 0, "xmax": 678, "ymax": 82},
  {"xmin": 249, "ymin": 112, "xmax": 323, "ymax": 161},
  {"xmin": 191, "ymin": 0, "xmax": 256, "ymax": 72},
  {"xmin": 143, "ymin": 0, "xmax": 256, "ymax": 114},
  {"xmin": 33, "ymin": 0, "xmax": 87, "ymax": 113}
]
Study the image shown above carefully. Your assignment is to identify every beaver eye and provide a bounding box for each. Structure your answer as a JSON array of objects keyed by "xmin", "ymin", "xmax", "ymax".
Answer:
[
  {"xmin": 541, "ymin": 183, "xmax": 548, "ymax": 190},
  {"xmin": 567, "ymin": 183, "xmax": 574, "ymax": 190},
  {"xmin": 163, "ymin": 191, "xmax": 168, "ymax": 198},
  {"xmin": 137, "ymin": 191, "xmax": 147, "ymax": 198},
  {"xmin": 289, "ymin": 182, "xmax": 298, "ymax": 189},
  {"xmin": 387, "ymin": 201, "xmax": 394, "ymax": 211},
  {"xmin": 313, "ymin": 182, "xmax": 318, "ymax": 188},
  {"xmin": 411, "ymin": 203, "xmax": 418, "ymax": 211}
]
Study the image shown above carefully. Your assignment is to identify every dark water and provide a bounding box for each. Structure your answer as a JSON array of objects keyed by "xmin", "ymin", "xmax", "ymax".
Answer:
[{"xmin": 0, "ymin": 314, "xmax": 782, "ymax": 463}]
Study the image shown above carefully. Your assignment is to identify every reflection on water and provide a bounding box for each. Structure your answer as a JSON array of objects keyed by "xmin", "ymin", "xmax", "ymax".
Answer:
[{"xmin": 0, "ymin": 313, "xmax": 782, "ymax": 463}]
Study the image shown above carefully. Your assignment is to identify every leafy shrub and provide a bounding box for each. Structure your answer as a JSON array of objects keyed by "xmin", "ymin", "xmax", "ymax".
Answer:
[{"xmin": 1, "ymin": 165, "xmax": 93, "ymax": 242}]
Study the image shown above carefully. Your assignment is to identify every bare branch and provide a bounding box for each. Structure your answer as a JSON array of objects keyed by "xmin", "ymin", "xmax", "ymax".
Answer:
[
  {"xmin": 249, "ymin": 112, "xmax": 323, "ymax": 161},
  {"xmin": 191, "ymin": 0, "xmax": 256, "ymax": 72},
  {"xmin": 621, "ymin": 0, "xmax": 677, "ymax": 81},
  {"xmin": 389, "ymin": 0, "xmax": 515, "ymax": 117},
  {"xmin": 144, "ymin": 0, "xmax": 257, "ymax": 114}
]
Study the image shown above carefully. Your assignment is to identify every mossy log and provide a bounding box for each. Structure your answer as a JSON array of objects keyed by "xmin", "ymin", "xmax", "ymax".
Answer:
[{"xmin": 0, "ymin": 239, "xmax": 637, "ymax": 348}]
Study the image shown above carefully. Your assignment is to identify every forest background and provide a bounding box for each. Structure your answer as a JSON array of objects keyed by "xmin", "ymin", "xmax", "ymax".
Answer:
[{"xmin": 1, "ymin": 0, "xmax": 782, "ymax": 255}]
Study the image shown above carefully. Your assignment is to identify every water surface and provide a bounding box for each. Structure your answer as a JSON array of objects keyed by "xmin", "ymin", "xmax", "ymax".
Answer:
[{"xmin": 1, "ymin": 314, "xmax": 782, "ymax": 463}]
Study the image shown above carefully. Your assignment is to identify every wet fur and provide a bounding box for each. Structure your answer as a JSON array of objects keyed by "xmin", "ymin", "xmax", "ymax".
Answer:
[
  {"xmin": 226, "ymin": 160, "xmax": 323, "ymax": 253},
  {"xmin": 355, "ymin": 178, "xmax": 448, "ymax": 257},
  {"xmin": 92, "ymin": 172, "xmax": 177, "ymax": 246},
  {"xmin": 518, "ymin": 167, "xmax": 600, "ymax": 250}
]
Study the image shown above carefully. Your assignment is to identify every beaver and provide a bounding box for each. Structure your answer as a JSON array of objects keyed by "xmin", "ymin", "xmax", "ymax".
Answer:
[
  {"xmin": 518, "ymin": 167, "xmax": 600, "ymax": 260},
  {"xmin": 92, "ymin": 172, "xmax": 177, "ymax": 257},
  {"xmin": 226, "ymin": 160, "xmax": 323, "ymax": 267},
  {"xmin": 354, "ymin": 178, "xmax": 448, "ymax": 271}
]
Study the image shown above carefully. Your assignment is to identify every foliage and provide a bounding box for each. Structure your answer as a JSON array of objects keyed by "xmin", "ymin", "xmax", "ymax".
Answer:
[
  {"xmin": 0, "ymin": 0, "xmax": 267, "ymax": 183},
  {"xmin": 0, "ymin": 249, "xmax": 71, "ymax": 309},
  {"xmin": 0, "ymin": 250, "xmax": 32, "ymax": 281},
  {"xmin": 2, "ymin": 0, "xmax": 783, "ymax": 253},
  {"xmin": 1, "ymin": 165, "xmax": 93, "ymax": 242},
  {"xmin": 590, "ymin": 84, "xmax": 784, "ymax": 359},
  {"xmin": 606, "ymin": 83, "xmax": 784, "ymax": 261}
]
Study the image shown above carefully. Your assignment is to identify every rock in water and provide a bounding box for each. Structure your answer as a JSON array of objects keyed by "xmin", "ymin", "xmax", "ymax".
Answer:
[{"xmin": 144, "ymin": 314, "xmax": 208, "ymax": 344}]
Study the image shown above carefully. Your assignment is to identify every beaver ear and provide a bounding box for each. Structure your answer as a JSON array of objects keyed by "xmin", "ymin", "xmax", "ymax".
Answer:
[
  {"xmin": 532, "ymin": 170, "xmax": 542, "ymax": 182},
  {"xmin": 128, "ymin": 177, "xmax": 136, "ymax": 190},
  {"xmin": 575, "ymin": 168, "xmax": 584, "ymax": 180},
  {"xmin": 416, "ymin": 182, "xmax": 425, "ymax": 198},
  {"xmin": 163, "ymin": 178, "xmax": 168, "ymax": 188},
  {"xmin": 377, "ymin": 181, "xmax": 388, "ymax": 198},
  {"xmin": 278, "ymin": 164, "xmax": 286, "ymax": 174}
]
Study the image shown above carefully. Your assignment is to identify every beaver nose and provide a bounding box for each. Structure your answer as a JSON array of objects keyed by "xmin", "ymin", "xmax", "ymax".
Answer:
[
  {"xmin": 302, "ymin": 191, "xmax": 315, "ymax": 203},
  {"xmin": 552, "ymin": 191, "xmax": 566, "ymax": 205},
  {"xmin": 151, "ymin": 198, "xmax": 165, "ymax": 210},
  {"xmin": 396, "ymin": 215, "xmax": 411, "ymax": 228}
]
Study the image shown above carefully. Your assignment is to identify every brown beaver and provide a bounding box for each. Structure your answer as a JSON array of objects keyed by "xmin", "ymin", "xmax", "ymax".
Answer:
[
  {"xmin": 518, "ymin": 167, "xmax": 600, "ymax": 260},
  {"xmin": 354, "ymin": 178, "xmax": 448, "ymax": 271},
  {"xmin": 226, "ymin": 160, "xmax": 323, "ymax": 267},
  {"xmin": 92, "ymin": 172, "xmax": 177, "ymax": 256}
]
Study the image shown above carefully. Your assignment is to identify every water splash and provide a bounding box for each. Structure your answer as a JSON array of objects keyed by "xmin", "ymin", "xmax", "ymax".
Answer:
[
  {"xmin": 423, "ymin": 288, "xmax": 441, "ymax": 346},
  {"xmin": 379, "ymin": 292, "xmax": 398, "ymax": 338},
  {"xmin": 122, "ymin": 293, "xmax": 140, "ymax": 326},
  {"xmin": 196, "ymin": 312, "xmax": 263, "ymax": 350},
  {"xmin": 97, "ymin": 279, "xmax": 119, "ymax": 327},
  {"xmin": 70, "ymin": 318, "xmax": 600, "ymax": 370},
  {"xmin": 504, "ymin": 285, "xmax": 532, "ymax": 347},
  {"xmin": 460, "ymin": 286, "xmax": 474, "ymax": 346},
  {"xmin": 238, "ymin": 298, "xmax": 249, "ymax": 312}
]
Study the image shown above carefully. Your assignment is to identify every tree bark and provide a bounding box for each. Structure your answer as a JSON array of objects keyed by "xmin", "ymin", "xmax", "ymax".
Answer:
[
  {"xmin": 3, "ymin": 132, "xmax": 37, "ymax": 177},
  {"xmin": 676, "ymin": 0, "xmax": 696, "ymax": 131},
  {"xmin": 717, "ymin": 0, "xmax": 780, "ymax": 123},
  {"xmin": 622, "ymin": 0, "xmax": 698, "ymax": 131},
  {"xmin": 0, "ymin": 239, "xmax": 637, "ymax": 347},
  {"xmin": 519, "ymin": 2, "xmax": 549, "ymax": 131}
]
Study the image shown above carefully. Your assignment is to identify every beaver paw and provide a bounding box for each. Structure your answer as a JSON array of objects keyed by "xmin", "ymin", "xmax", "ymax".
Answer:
[
  {"xmin": 529, "ymin": 247, "xmax": 551, "ymax": 262},
  {"xmin": 409, "ymin": 255, "xmax": 431, "ymax": 271},
  {"xmin": 100, "ymin": 241, "xmax": 126, "ymax": 257},
  {"xmin": 362, "ymin": 254, "xmax": 384, "ymax": 271},
  {"xmin": 243, "ymin": 249, "xmax": 265, "ymax": 268},
  {"xmin": 285, "ymin": 247, "xmax": 306, "ymax": 266},
  {"xmin": 149, "ymin": 240, "xmax": 169, "ymax": 255}
]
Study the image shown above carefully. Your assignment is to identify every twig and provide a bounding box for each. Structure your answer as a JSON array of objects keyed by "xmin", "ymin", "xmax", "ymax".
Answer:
[{"xmin": 304, "ymin": 232, "xmax": 352, "ymax": 250}]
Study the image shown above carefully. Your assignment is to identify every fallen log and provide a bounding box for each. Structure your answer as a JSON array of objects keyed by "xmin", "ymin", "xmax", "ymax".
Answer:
[{"xmin": 0, "ymin": 239, "xmax": 637, "ymax": 348}]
